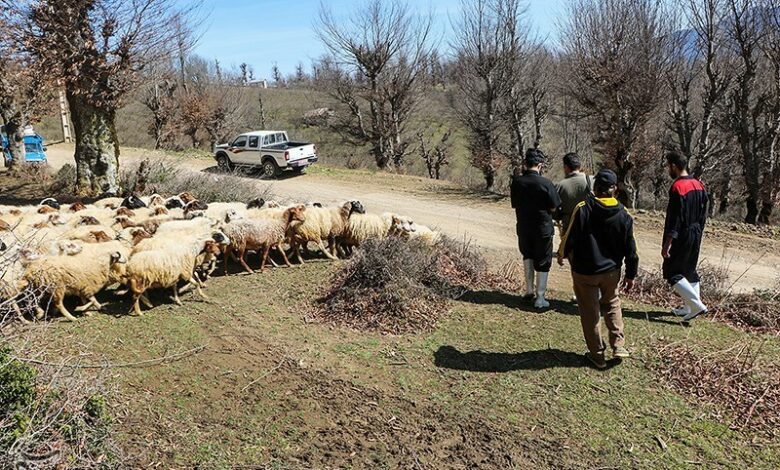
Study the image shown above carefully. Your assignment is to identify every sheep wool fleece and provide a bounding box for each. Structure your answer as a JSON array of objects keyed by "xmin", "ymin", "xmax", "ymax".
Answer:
[{"xmin": 510, "ymin": 170, "xmax": 562, "ymax": 272}]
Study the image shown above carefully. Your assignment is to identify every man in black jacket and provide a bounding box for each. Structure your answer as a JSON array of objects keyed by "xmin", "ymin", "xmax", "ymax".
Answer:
[
  {"xmin": 559, "ymin": 169, "xmax": 639, "ymax": 369},
  {"xmin": 662, "ymin": 151, "xmax": 709, "ymax": 322},
  {"xmin": 511, "ymin": 148, "xmax": 562, "ymax": 309}
]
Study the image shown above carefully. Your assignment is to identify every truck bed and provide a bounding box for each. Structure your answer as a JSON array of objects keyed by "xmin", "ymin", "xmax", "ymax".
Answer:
[{"xmin": 265, "ymin": 141, "xmax": 310, "ymax": 151}]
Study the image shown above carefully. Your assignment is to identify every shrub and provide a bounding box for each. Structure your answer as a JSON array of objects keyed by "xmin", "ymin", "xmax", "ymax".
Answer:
[
  {"xmin": 313, "ymin": 236, "xmax": 495, "ymax": 334},
  {"xmin": 120, "ymin": 158, "xmax": 273, "ymax": 203},
  {"xmin": 0, "ymin": 346, "xmax": 37, "ymax": 416},
  {"xmin": 50, "ymin": 163, "xmax": 77, "ymax": 193}
]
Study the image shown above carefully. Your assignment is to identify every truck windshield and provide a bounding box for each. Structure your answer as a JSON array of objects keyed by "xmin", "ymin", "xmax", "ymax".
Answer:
[{"xmin": 25, "ymin": 143, "xmax": 42, "ymax": 153}]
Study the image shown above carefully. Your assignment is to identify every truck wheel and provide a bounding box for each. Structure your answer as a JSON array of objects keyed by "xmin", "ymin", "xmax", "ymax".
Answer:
[
  {"xmin": 217, "ymin": 154, "xmax": 234, "ymax": 172},
  {"xmin": 262, "ymin": 159, "xmax": 280, "ymax": 178}
]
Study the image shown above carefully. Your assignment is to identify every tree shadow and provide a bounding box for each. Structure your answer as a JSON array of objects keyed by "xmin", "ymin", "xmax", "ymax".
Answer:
[
  {"xmin": 460, "ymin": 289, "xmax": 685, "ymax": 326},
  {"xmin": 433, "ymin": 345, "xmax": 621, "ymax": 371},
  {"xmin": 423, "ymin": 185, "xmax": 509, "ymax": 203}
]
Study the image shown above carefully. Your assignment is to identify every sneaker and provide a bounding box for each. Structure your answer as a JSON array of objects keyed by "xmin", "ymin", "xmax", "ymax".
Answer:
[
  {"xmin": 613, "ymin": 346, "xmax": 630, "ymax": 358},
  {"xmin": 585, "ymin": 352, "xmax": 607, "ymax": 369}
]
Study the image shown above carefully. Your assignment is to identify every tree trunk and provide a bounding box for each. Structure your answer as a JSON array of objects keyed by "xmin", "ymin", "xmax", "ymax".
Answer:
[
  {"xmin": 4, "ymin": 118, "xmax": 26, "ymax": 168},
  {"xmin": 744, "ymin": 193, "xmax": 759, "ymax": 225},
  {"xmin": 484, "ymin": 168, "xmax": 495, "ymax": 192},
  {"xmin": 68, "ymin": 92, "xmax": 120, "ymax": 196},
  {"xmin": 614, "ymin": 151, "xmax": 636, "ymax": 208}
]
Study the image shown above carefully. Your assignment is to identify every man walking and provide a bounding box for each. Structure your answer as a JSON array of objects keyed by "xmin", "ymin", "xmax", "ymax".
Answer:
[
  {"xmin": 662, "ymin": 151, "xmax": 709, "ymax": 322},
  {"xmin": 511, "ymin": 148, "xmax": 561, "ymax": 309},
  {"xmin": 559, "ymin": 170, "xmax": 638, "ymax": 369},
  {"xmin": 555, "ymin": 152, "xmax": 592, "ymax": 235}
]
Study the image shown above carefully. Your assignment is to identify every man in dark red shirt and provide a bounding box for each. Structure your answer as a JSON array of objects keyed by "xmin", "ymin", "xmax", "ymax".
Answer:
[{"xmin": 662, "ymin": 151, "xmax": 709, "ymax": 322}]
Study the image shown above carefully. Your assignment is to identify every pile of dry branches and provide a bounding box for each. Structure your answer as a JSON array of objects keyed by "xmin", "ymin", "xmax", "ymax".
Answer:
[
  {"xmin": 313, "ymin": 236, "xmax": 494, "ymax": 334},
  {"xmin": 651, "ymin": 341, "xmax": 779, "ymax": 438},
  {"xmin": 626, "ymin": 264, "xmax": 780, "ymax": 334}
]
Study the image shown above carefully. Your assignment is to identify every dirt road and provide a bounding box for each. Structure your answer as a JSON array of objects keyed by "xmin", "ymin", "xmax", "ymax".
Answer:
[{"xmin": 44, "ymin": 144, "xmax": 779, "ymax": 292}]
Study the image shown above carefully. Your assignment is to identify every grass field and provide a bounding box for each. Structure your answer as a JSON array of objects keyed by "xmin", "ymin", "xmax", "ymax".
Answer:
[{"xmin": 11, "ymin": 259, "xmax": 779, "ymax": 469}]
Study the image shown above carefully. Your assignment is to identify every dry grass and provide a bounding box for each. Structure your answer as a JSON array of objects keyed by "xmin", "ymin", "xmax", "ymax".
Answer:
[{"xmin": 650, "ymin": 341, "xmax": 779, "ymax": 438}]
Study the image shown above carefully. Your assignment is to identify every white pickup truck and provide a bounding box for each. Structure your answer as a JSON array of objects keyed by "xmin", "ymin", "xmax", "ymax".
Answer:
[{"xmin": 214, "ymin": 131, "xmax": 318, "ymax": 177}]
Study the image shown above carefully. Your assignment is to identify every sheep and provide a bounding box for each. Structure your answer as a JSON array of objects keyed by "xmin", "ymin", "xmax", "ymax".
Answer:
[
  {"xmin": 123, "ymin": 237, "xmax": 219, "ymax": 316},
  {"xmin": 121, "ymin": 194, "xmax": 147, "ymax": 209},
  {"xmin": 21, "ymin": 243, "xmax": 129, "ymax": 321},
  {"xmin": 183, "ymin": 200, "xmax": 209, "ymax": 219},
  {"xmin": 37, "ymin": 205, "xmax": 58, "ymax": 214},
  {"xmin": 246, "ymin": 198, "xmax": 266, "ymax": 209},
  {"xmin": 115, "ymin": 227, "xmax": 154, "ymax": 247},
  {"xmin": 220, "ymin": 205, "xmax": 305, "ymax": 274},
  {"xmin": 68, "ymin": 202, "xmax": 87, "ymax": 212},
  {"xmin": 205, "ymin": 202, "xmax": 247, "ymax": 222},
  {"xmin": 62, "ymin": 225, "xmax": 117, "ymax": 243},
  {"xmin": 94, "ymin": 197, "xmax": 123, "ymax": 209},
  {"xmin": 178, "ymin": 192, "xmax": 197, "ymax": 204},
  {"xmin": 116, "ymin": 207, "xmax": 136, "ymax": 218},
  {"xmin": 340, "ymin": 212, "xmax": 394, "ymax": 255},
  {"xmin": 165, "ymin": 196, "xmax": 185, "ymax": 209},
  {"xmin": 287, "ymin": 201, "xmax": 364, "ymax": 263},
  {"xmin": 391, "ymin": 216, "xmax": 441, "ymax": 245},
  {"xmin": 39, "ymin": 198, "xmax": 60, "ymax": 210}
]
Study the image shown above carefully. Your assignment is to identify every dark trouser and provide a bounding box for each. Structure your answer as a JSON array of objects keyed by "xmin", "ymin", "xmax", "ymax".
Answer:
[
  {"xmin": 663, "ymin": 225, "xmax": 703, "ymax": 285},
  {"xmin": 516, "ymin": 222, "xmax": 553, "ymax": 272},
  {"xmin": 572, "ymin": 269, "xmax": 625, "ymax": 355}
]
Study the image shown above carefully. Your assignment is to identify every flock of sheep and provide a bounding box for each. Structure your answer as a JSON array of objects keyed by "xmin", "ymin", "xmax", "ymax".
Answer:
[{"xmin": 0, "ymin": 193, "xmax": 441, "ymax": 322}]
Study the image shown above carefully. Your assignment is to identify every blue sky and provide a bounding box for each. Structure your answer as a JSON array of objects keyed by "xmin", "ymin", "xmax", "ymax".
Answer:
[{"xmin": 190, "ymin": 0, "xmax": 567, "ymax": 78}]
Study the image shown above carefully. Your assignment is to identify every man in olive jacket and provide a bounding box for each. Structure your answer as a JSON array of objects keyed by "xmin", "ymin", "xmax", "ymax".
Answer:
[{"xmin": 558, "ymin": 169, "xmax": 638, "ymax": 369}]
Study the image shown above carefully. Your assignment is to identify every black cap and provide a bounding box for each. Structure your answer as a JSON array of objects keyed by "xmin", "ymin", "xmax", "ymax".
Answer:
[{"xmin": 594, "ymin": 169, "xmax": 617, "ymax": 189}]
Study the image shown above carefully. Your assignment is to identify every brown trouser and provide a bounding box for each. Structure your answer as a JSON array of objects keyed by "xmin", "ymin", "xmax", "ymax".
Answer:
[{"xmin": 571, "ymin": 269, "xmax": 625, "ymax": 355}]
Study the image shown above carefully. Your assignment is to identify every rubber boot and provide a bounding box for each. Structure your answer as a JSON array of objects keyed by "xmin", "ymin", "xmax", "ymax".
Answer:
[
  {"xmin": 534, "ymin": 272, "xmax": 550, "ymax": 309},
  {"xmin": 672, "ymin": 281, "xmax": 700, "ymax": 317},
  {"xmin": 523, "ymin": 259, "xmax": 535, "ymax": 299},
  {"xmin": 672, "ymin": 279, "xmax": 707, "ymax": 321}
]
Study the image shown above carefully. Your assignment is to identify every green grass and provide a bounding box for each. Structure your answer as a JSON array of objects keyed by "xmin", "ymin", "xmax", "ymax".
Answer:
[{"xmin": 15, "ymin": 260, "xmax": 779, "ymax": 469}]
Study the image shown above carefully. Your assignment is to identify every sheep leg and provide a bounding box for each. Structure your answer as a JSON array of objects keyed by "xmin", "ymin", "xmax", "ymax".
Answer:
[
  {"xmin": 140, "ymin": 294, "xmax": 154, "ymax": 309},
  {"xmin": 55, "ymin": 294, "xmax": 78, "ymax": 322},
  {"xmin": 260, "ymin": 244, "xmax": 272, "ymax": 272},
  {"xmin": 12, "ymin": 301, "xmax": 30, "ymax": 324},
  {"xmin": 238, "ymin": 248, "xmax": 255, "ymax": 274},
  {"xmin": 277, "ymin": 245, "xmax": 292, "ymax": 268},
  {"xmin": 171, "ymin": 285, "xmax": 183, "ymax": 306},
  {"xmin": 318, "ymin": 240, "xmax": 339, "ymax": 260},
  {"xmin": 129, "ymin": 279, "xmax": 145, "ymax": 316},
  {"xmin": 267, "ymin": 248, "xmax": 281, "ymax": 268},
  {"xmin": 75, "ymin": 296, "xmax": 102, "ymax": 313},
  {"xmin": 114, "ymin": 288, "xmax": 129, "ymax": 296}
]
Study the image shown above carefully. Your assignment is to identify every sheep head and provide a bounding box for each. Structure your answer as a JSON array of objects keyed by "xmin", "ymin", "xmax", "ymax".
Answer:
[
  {"xmin": 152, "ymin": 206, "xmax": 169, "ymax": 216},
  {"xmin": 78, "ymin": 216, "xmax": 101, "ymax": 226},
  {"xmin": 37, "ymin": 205, "xmax": 58, "ymax": 214},
  {"xmin": 116, "ymin": 207, "xmax": 136, "ymax": 218},
  {"xmin": 114, "ymin": 216, "xmax": 136, "ymax": 229},
  {"xmin": 121, "ymin": 194, "xmax": 147, "ymax": 209},
  {"xmin": 284, "ymin": 205, "xmax": 306, "ymax": 228},
  {"xmin": 224, "ymin": 209, "xmax": 243, "ymax": 223},
  {"xmin": 57, "ymin": 240, "xmax": 83, "ymax": 256},
  {"xmin": 90, "ymin": 231, "xmax": 112, "ymax": 243},
  {"xmin": 39, "ymin": 197, "xmax": 60, "ymax": 210},
  {"xmin": 247, "ymin": 197, "xmax": 266, "ymax": 209},
  {"xmin": 165, "ymin": 196, "xmax": 185, "ymax": 209},
  {"xmin": 69, "ymin": 202, "xmax": 87, "ymax": 212},
  {"xmin": 178, "ymin": 192, "xmax": 197, "ymax": 204},
  {"xmin": 149, "ymin": 194, "xmax": 165, "ymax": 206}
]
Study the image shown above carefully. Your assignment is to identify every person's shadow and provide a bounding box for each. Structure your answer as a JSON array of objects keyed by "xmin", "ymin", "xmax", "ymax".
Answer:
[{"xmin": 433, "ymin": 345, "xmax": 621, "ymax": 371}]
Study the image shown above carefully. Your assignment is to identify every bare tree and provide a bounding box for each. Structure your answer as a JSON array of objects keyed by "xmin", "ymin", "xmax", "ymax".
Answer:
[
  {"xmin": 138, "ymin": 64, "xmax": 179, "ymax": 150},
  {"xmin": 271, "ymin": 63, "xmax": 284, "ymax": 87},
  {"xmin": 666, "ymin": 0, "xmax": 731, "ymax": 181},
  {"xmin": 417, "ymin": 127, "xmax": 452, "ymax": 179},
  {"xmin": 722, "ymin": 0, "xmax": 780, "ymax": 224},
  {"xmin": 451, "ymin": 0, "xmax": 528, "ymax": 190},
  {"xmin": 179, "ymin": 56, "xmax": 246, "ymax": 150},
  {"xmin": 560, "ymin": 0, "xmax": 675, "ymax": 207},
  {"xmin": 18, "ymin": 0, "xmax": 198, "ymax": 196},
  {"xmin": 315, "ymin": 0, "xmax": 433, "ymax": 169}
]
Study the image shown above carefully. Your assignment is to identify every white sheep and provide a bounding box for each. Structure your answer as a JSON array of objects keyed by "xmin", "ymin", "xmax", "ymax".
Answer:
[
  {"xmin": 124, "ymin": 237, "xmax": 221, "ymax": 316},
  {"xmin": 340, "ymin": 212, "xmax": 394, "ymax": 255},
  {"xmin": 287, "ymin": 201, "xmax": 365, "ymax": 263},
  {"xmin": 220, "ymin": 206, "xmax": 305, "ymax": 273},
  {"xmin": 21, "ymin": 242, "xmax": 129, "ymax": 321},
  {"xmin": 391, "ymin": 216, "xmax": 442, "ymax": 245}
]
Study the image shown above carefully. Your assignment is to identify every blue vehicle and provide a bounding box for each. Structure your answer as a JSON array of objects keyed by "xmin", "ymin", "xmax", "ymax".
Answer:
[{"xmin": 2, "ymin": 128, "xmax": 47, "ymax": 167}]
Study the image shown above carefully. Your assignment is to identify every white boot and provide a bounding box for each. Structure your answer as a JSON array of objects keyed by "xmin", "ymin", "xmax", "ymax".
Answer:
[
  {"xmin": 672, "ymin": 282, "xmax": 699, "ymax": 317},
  {"xmin": 523, "ymin": 259, "xmax": 535, "ymax": 298},
  {"xmin": 534, "ymin": 271, "xmax": 550, "ymax": 309},
  {"xmin": 672, "ymin": 279, "xmax": 707, "ymax": 321}
]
